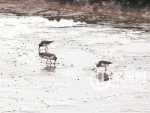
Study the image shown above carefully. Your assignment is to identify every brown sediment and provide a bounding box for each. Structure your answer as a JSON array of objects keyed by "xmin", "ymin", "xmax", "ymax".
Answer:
[{"xmin": 0, "ymin": 0, "xmax": 150, "ymax": 25}]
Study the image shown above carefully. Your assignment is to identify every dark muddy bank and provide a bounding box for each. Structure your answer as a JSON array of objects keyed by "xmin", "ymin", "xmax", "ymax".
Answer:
[
  {"xmin": 46, "ymin": 0, "xmax": 150, "ymax": 8},
  {"xmin": 0, "ymin": 0, "xmax": 150, "ymax": 31}
]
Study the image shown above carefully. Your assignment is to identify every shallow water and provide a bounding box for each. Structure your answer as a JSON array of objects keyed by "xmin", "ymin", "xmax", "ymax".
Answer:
[{"xmin": 0, "ymin": 13, "xmax": 150, "ymax": 113}]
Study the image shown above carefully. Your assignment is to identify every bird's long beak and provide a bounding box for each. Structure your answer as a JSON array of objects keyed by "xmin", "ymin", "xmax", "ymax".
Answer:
[
  {"xmin": 95, "ymin": 63, "xmax": 98, "ymax": 67},
  {"xmin": 38, "ymin": 48, "xmax": 41, "ymax": 54},
  {"xmin": 96, "ymin": 67, "xmax": 98, "ymax": 73},
  {"xmin": 38, "ymin": 46, "xmax": 40, "ymax": 51}
]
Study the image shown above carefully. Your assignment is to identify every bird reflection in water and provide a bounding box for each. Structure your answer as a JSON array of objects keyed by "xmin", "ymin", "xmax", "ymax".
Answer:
[
  {"xmin": 43, "ymin": 65, "xmax": 56, "ymax": 72},
  {"xmin": 97, "ymin": 72, "xmax": 109, "ymax": 82}
]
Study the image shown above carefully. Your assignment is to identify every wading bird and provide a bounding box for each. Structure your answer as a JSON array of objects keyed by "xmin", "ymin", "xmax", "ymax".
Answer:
[
  {"xmin": 96, "ymin": 60, "xmax": 112, "ymax": 72},
  {"xmin": 39, "ymin": 52, "xmax": 57, "ymax": 66},
  {"xmin": 38, "ymin": 40, "xmax": 54, "ymax": 52}
]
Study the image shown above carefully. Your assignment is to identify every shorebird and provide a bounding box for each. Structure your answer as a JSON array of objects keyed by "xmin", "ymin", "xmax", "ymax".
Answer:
[
  {"xmin": 96, "ymin": 60, "xmax": 112, "ymax": 72},
  {"xmin": 38, "ymin": 41, "xmax": 54, "ymax": 52},
  {"xmin": 39, "ymin": 52, "xmax": 57, "ymax": 66}
]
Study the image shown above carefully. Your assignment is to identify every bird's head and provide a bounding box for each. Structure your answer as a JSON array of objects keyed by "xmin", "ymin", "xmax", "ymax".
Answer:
[
  {"xmin": 96, "ymin": 63, "xmax": 100, "ymax": 67},
  {"xmin": 39, "ymin": 43, "xmax": 42, "ymax": 48},
  {"xmin": 54, "ymin": 56, "xmax": 57, "ymax": 61},
  {"xmin": 39, "ymin": 52, "xmax": 43, "ymax": 56}
]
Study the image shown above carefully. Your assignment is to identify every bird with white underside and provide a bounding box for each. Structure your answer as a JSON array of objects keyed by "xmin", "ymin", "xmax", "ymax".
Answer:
[
  {"xmin": 38, "ymin": 40, "xmax": 54, "ymax": 52},
  {"xmin": 39, "ymin": 52, "xmax": 57, "ymax": 66},
  {"xmin": 96, "ymin": 60, "xmax": 112, "ymax": 73}
]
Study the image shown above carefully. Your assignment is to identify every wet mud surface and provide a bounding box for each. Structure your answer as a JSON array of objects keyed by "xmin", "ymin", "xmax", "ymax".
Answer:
[{"xmin": 0, "ymin": 2, "xmax": 150, "ymax": 113}]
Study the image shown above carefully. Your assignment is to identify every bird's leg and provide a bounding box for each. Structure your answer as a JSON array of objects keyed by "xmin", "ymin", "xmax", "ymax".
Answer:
[
  {"xmin": 38, "ymin": 49, "xmax": 41, "ymax": 54},
  {"xmin": 54, "ymin": 60, "xmax": 56, "ymax": 66},
  {"xmin": 96, "ymin": 67, "xmax": 99, "ymax": 78},
  {"xmin": 96, "ymin": 68, "xmax": 98, "ymax": 78},
  {"xmin": 38, "ymin": 47, "xmax": 40, "ymax": 51},
  {"xmin": 96, "ymin": 67, "xmax": 99, "ymax": 73},
  {"xmin": 46, "ymin": 59, "xmax": 49, "ymax": 66},
  {"xmin": 45, "ymin": 47, "xmax": 48, "ymax": 53},
  {"xmin": 105, "ymin": 67, "xmax": 107, "ymax": 73},
  {"xmin": 50, "ymin": 60, "xmax": 52, "ymax": 66},
  {"xmin": 45, "ymin": 46, "xmax": 48, "ymax": 53}
]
